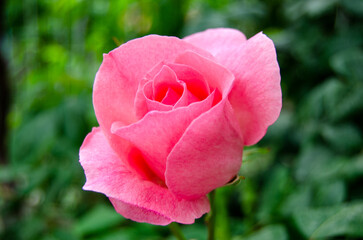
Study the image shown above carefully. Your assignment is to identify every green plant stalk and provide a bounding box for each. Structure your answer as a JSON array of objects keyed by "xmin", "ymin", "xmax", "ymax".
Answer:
[
  {"xmin": 169, "ymin": 222, "xmax": 187, "ymax": 240},
  {"xmin": 207, "ymin": 190, "xmax": 216, "ymax": 240},
  {"xmin": 215, "ymin": 187, "xmax": 231, "ymax": 240}
]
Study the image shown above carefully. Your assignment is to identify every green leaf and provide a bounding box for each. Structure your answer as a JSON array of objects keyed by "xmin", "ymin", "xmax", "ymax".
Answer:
[
  {"xmin": 88, "ymin": 230, "xmax": 132, "ymax": 240},
  {"xmin": 314, "ymin": 180, "xmax": 345, "ymax": 207},
  {"xmin": 10, "ymin": 109, "xmax": 58, "ymax": 164},
  {"xmin": 330, "ymin": 48, "xmax": 363, "ymax": 81},
  {"xmin": 234, "ymin": 225, "xmax": 288, "ymax": 240},
  {"xmin": 74, "ymin": 204, "xmax": 125, "ymax": 236},
  {"xmin": 304, "ymin": 0, "xmax": 338, "ymax": 17},
  {"xmin": 299, "ymin": 79, "xmax": 344, "ymax": 121},
  {"xmin": 281, "ymin": 185, "xmax": 312, "ymax": 217},
  {"xmin": 296, "ymin": 145, "xmax": 363, "ymax": 183},
  {"xmin": 257, "ymin": 167, "xmax": 292, "ymax": 222},
  {"xmin": 321, "ymin": 124, "xmax": 363, "ymax": 154},
  {"xmin": 341, "ymin": 154, "xmax": 363, "ymax": 179},
  {"xmin": 44, "ymin": 229, "xmax": 80, "ymax": 240},
  {"xmin": 181, "ymin": 223, "xmax": 207, "ymax": 240},
  {"xmin": 293, "ymin": 202, "xmax": 363, "ymax": 238},
  {"xmin": 330, "ymin": 86, "xmax": 363, "ymax": 121},
  {"xmin": 341, "ymin": 0, "xmax": 363, "ymax": 16},
  {"xmin": 295, "ymin": 145, "xmax": 340, "ymax": 183}
]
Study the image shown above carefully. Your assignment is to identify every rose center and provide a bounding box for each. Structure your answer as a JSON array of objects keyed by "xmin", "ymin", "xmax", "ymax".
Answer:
[{"xmin": 160, "ymin": 88, "xmax": 181, "ymax": 105}]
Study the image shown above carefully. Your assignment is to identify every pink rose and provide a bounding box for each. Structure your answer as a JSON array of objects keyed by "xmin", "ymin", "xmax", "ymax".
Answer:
[{"xmin": 79, "ymin": 28, "xmax": 281, "ymax": 225}]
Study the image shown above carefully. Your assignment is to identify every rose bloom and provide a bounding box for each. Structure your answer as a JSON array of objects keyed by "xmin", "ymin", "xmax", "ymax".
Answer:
[{"xmin": 79, "ymin": 28, "xmax": 281, "ymax": 225}]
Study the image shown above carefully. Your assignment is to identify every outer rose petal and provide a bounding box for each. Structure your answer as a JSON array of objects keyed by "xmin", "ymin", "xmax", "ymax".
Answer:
[
  {"xmin": 93, "ymin": 54, "xmax": 138, "ymax": 129},
  {"xmin": 222, "ymin": 33, "xmax": 282, "ymax": 145},
  {"xmin": 111, "ymin": 92, "xmax": 215, "ymax": 181},
  {"xmin": 80, "ymin": 128, "xmax": 210, "ymax": 225},
  {"xmin": 183, "ymin": 28, "xmax": 247, "ymax": 57},
  {"xmin": 165, "ymin": 99, "xmax": 244, "ymax": 199},
  {"xmin": 184, "ymin": 29, "xmax": 281, "ymax": 146},
  {"xmin": 109, "ymin": 198, "xmax": 171, "ymax": 225}
]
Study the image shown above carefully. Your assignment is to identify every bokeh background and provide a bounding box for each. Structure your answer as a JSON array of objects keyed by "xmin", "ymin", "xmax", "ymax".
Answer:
[{"xmin": 1, "ymin": 0, "xmax": 363, "ymax": 239}]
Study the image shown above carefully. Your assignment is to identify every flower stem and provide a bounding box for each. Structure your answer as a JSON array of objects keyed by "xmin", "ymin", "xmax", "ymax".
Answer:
[
  {"xmin": 207, "ymin": 190, "xmax": 216, "ymax": 240},
  {"xmin": 169, "ymin": 222, "xmax": 187, "ymax": 240}
]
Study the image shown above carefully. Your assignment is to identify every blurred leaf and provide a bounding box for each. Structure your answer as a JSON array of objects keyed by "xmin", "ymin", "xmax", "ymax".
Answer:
[
  {"xmin": 183, "ymin": 10, "xmax": 228, "ymax": 36},
  {"xmin": 257, "ymin": 166, "xmax": 292, "ymax": 222},
  {"xmin": 88, "ymin": 230, "xmax": 132, "ymax": 240},
  {"xmin": 321, "ymin": 124, "xmax": 363, "ymax": 153},
  {"xmin": 295, "ymin": 145, "xmax": 342, "ymax": 183},
  {"xmin": 299, "ymin": 79, "xmax": 344, "ymax": 121},
  {"xmin": 261, "ymin": 109, "xmax": 296, "ymax": 147},
  {"xmin": 281, "ymin": 185, "xmax": 312, "ymax": 217},
  {"xmin": 293, "ymin": 201, "xmax": 363, "ymax": 238},
  {"xmin": 74, "ymin": 204, "xmax": 125, "ymax": 236},
  {"xmin": 234, "ymin": 225, "xmax": 288, "ymax": 240},
  {"xmin": 340, "ymin": 154, "xmax": 363, "ymax": 179},
  {"xmin": 10, "ymin": 109, "xmax": 58, "ymax": 163},
  {"xmin": 265, "ymin": 28, "xmax": 292, "ymax": 50},
  {"xmin": 341, "ymin": 0, "xmax": 363, "ymax": 16},
  {"xmin": 41, "ymin": 44, "xmax": 68, "ymax": 66},
  {"xmin": 314, "ymin": 180, "xmax": 345, "ymax": 207},
  {"xmin": 0, "ymin": 165, "xmax": 16, "ymax": 182},
  {"xmin": 19, "ymin": 165, "xmax": 50, "ymax": 195},
  {"xmin": 285, "ymin": 0, "xmax": 337, "ymax": 20},
  {"xmin": 330, "ymin": 86, "xmax": 363, "ymax": 121},
  {"xmin": 304, "ymin": 0, "xmax": 337, "ymax": 17},
  {"xmin": 181, "ymin": 223, "xmax": 207, "ymax": 240},
  {"xmin": 44, "ymin": 229, "xmax": 80, "ymax": 240},
  {"xmin": 18, "ymin": 216, "xmax": 45, "ymax": 240},
  {"xmin": 296, "ymin": 150, "xmax": 363, "ymax": 183},
  {"xmin": 330, "ymin": 48, "xmax": 363, "ymax": 81}
]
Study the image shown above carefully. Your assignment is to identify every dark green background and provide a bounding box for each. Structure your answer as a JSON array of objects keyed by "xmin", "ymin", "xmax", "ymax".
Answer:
[{"xmin": 1, "ymin": 0, "xmax": 363, "ymax": 239}]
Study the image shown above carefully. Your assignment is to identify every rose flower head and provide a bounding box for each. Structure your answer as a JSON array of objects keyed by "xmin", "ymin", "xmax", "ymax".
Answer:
[{"xmin": 79, "ymin": 28, "xmax": 282, "ymax": 225}]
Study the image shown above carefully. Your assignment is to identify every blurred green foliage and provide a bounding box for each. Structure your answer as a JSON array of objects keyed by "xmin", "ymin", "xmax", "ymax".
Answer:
[{"xmin": 1, "ymin": 0, "xmax": 363, "ymax": 239}]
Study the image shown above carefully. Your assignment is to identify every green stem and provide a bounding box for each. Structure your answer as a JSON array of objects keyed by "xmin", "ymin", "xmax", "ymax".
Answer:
[
  {"xmin": 169, "ymin": 222, "xmax": 187, "ymax": 240},
  {"xmin": 207, "ymin": 190, "xmax": 216, "ymax": 240}
]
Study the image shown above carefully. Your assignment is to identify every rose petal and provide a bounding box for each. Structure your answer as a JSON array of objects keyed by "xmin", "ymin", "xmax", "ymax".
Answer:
[
  {"xmin": 111, "ymin": 92, "xmax": 215, "ymax": 181},
  {"xmin": 167, "ymin": 63, "xmax": 210, "ymax": 100},
  {"xmin": 221, "ymin": 32, "xmax": 282, "ymax": 145},
  {"xmin": 153, "ymin": 65, "xmax": 183, "ymax": 102},
  {"xmin": 80, "ymin": 128, "xmax": 210, "ymax": 225},
  {"xmin": 109, "ymin": 198, "xmax": 171, "ymax": 225},
  {"xmin": 186, "ymin": 90, "xmax": 200, "ymax": 105},
  {"xmin": 145, "ymin": 81, "xmax": 174, "ymax": 112},
  {"xmin": 93, "ymin": 54, "xmax": 138, "ymax": 129},
  {"xmin": 161, "ymin": 88, "xmax": 180, "ymax": 105},
  {"xmin": 165, "ymin": 99, "xmax": 244, "ymax": 199},
  {"xmin": 132, "ymin": 64, "xmax": 200, "ymax": 118},
  {"xmin": 183, "ymin": 28, "xmax": 247, "ymax": 57},
  {"xmin": 174, "ymin": 51, "xmax": 235, "ymax": 97},
  {"xmin": 153, "ymin": 65, "xmax": 189, "ymax": 108},
  {"xmin": 134, "ymin": 65, "xmax": 190, "ymax": 117}
]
